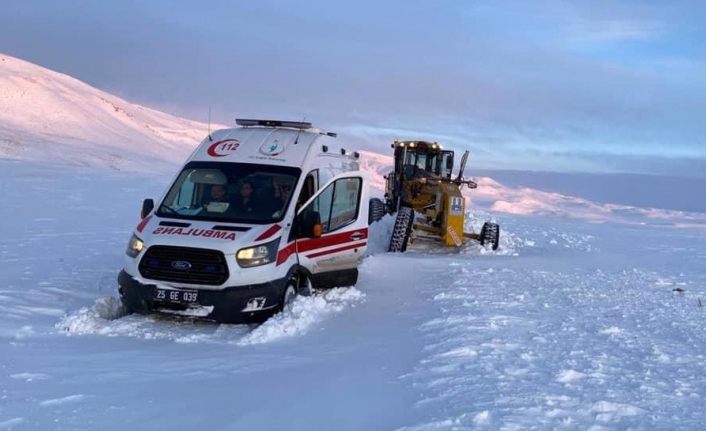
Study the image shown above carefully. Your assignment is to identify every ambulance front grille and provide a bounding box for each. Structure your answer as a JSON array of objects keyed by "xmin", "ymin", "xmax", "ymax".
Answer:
[{"xmin": 139, "ymin": 246, "xmax": 229, "ymax": 286}]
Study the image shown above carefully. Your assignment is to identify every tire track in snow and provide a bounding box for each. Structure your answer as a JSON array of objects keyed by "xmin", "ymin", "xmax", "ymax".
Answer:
[{"xmin": 400, "ymin": 263, "xmax": 706, "ymax": 430}]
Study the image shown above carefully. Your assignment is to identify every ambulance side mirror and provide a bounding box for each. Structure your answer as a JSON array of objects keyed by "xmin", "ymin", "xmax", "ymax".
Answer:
[
  {"xmin": 141, "ymin": 199, "xmax": 154, "ymax": 219},
  {"xmin": 312, "ymin": 222, "xmax": 322, "ymax": 238}
]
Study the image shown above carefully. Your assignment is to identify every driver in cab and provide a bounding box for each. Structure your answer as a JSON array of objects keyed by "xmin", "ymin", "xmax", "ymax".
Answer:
[{"xmin": 203, "ymin": 184, "xmax": 229, "ymax": 213}]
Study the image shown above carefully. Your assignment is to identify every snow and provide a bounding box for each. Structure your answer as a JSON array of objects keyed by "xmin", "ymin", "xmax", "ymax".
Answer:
[
  {"xmin": 361, "ymin": 152, "xmax": 706, "ymax": 229},
  {"xmin": 473, "ymin": 410, "xmax": 491, "ymax": 426},
  {"xmin": 0, "ymin": 418, "xmax": 25, "ymax": 430},
  {"xmin": 3, "ymin": 160, "xmax": 704, "ymax": 429},
  {"xmin": 556, "ymin": 369, "xmax": 587, "ymax": 383},
  {"xmin": 238, "ymin": 287, "xmax": 366, "ymax": 346},
  {"xmin": 38, "ymin": 395, "xmax": 86, "ymax": 407},
  {"xmin": 1, "ymin": 55, "xmax": 706, "ymax": 430},
  {"xmin": 9, "ymin": 373, "xmax": 50, "ymax": 382},
  {"xmin": 0, "ymin": 53, "xmax": 217, "ymax": 173}
]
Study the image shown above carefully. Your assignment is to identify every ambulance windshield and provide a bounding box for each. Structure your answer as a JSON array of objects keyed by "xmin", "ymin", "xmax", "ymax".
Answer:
[{"xmin": 157, "ymin": 162, "xmax": 301, "ymax": 224}]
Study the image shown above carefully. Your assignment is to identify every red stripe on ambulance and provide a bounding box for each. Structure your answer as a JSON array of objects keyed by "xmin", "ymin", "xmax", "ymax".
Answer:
[
  {"xmin": 297, "ymin": 228, "xmax": 368, "ymax": 253},
  {"xmin": 305, "ymin": 241, "xmax": 367, "ymax": 258},
  {"xmin": 275, "ymin": 228, "xmax": 369, "ymax": 265},
  {"xmin": 276, "ymin": 242, "xmax": 297, "ymax": 265},
  {"xmin": 255, "ymin": 224, "xmax": 282, "ymax": 241},
  {"xmin": 136, "ymin": 215, "xmax": 152, "ymax": 233}
]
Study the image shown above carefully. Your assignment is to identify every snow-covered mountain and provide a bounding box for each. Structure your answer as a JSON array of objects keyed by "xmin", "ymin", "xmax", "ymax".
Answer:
[
  {"xmin": 1, "ymin": 53, "xmax": 704, "ymax": 228},
  {"xmin": 361, "ymin": 150, "xmax": 706, "ymax": 227},
  {"xmin": 0, "ymin": 53, "xmax": 213, "ymax": 171}
]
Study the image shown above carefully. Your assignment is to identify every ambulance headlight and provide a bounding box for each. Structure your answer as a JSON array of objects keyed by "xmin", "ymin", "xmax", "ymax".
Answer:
[
  {"xmin": 236, "ymin": 238, "xmax": 280, "ymax": 268},
  {"xmin": 126, "ymin": 234, "xmax": 144, "ymax": 258}
]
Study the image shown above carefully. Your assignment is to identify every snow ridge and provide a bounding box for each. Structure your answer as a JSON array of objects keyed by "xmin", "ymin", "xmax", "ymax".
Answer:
[
  {"xmin": 0, "ymin": 53, "xmax": 213, "ymax": 172},
  {"xmin": 400, "ymin": 263, "xmax": 706, "ymax": 430}
]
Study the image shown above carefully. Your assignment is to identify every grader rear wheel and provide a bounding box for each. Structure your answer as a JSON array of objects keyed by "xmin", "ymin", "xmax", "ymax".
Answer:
[
  {"xmin": 480, "ymin": 222, "xmax": 500, "ymax": 250},
  {"xmin": 368, "ymin": 198, "xmax": 385, "ymax": 224}
]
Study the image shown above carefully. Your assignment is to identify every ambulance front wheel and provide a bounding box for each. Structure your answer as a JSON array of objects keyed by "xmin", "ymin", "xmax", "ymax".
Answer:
[
  {"xmin": 118, "ymin": 285, "xmax": 135, "ymax": 315},
  {"xmin": 281, "ymin": 272, "xmax": 312, "ymax": 312}
]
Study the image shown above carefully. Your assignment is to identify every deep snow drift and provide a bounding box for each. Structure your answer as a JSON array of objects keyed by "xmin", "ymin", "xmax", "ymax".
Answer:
[{"xmin": 1, "ymin": 160, "xmax": 705, "ymax": 430}]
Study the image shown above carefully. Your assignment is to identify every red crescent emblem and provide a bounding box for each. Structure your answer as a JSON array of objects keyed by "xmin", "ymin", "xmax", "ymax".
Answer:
[{"xmin": 207, "ymin": 139, "xmax": 240, "ymax": 157}]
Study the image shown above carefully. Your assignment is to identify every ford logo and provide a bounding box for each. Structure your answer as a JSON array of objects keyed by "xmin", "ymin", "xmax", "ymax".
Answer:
[{"xmin": 171, "ymin": 260, "xmax": 192, "ymax": 270}]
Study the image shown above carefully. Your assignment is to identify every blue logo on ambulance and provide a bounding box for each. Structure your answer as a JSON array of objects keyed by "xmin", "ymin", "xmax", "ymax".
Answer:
[{"xmin": 259, "ymin": 139, "xmax": 284, "ymax": 157}]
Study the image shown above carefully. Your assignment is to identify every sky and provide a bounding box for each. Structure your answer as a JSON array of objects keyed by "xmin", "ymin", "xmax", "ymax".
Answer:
[{"xmin": 1, "ymin": 0, "xmax": 705, "ymax": 178}]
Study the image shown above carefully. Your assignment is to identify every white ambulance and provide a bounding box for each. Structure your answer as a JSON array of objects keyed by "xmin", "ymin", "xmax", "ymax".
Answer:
[{"xmin": 118, "ymin": 119, "xmax": 374, "ymax": 323}]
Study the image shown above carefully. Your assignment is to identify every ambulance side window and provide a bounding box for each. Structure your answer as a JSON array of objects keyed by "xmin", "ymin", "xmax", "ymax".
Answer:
[
  {"xmin": 298, "ymin": 177, "xmax": 361, "ymax": 236},
  {"xmin": 313, "ymin": 184, "xmax": 333, "ymax": 231},
  {"xmin": 328, "ymin": 178, "xmax": 361, "ymax": 232},
  {"xmin": 318, "ymin": 169, "xmax": 334, "ymax": 188},
  {"xmin": 296, "ymin": 170, "xmax": 318, "ymax": 211}
]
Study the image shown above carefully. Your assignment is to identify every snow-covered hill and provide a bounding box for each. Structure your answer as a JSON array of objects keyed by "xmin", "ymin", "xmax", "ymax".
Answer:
[
  {"xmin": 1, "ymin": 53, "xmax": 704, "ymax": 228},
  {"xmin": 0, "ymin": 54, "xmax": 213, "ymax": 171},
  {"xmin": 360, "ymin": 150, "xmax": 706, "ymax": 228}
]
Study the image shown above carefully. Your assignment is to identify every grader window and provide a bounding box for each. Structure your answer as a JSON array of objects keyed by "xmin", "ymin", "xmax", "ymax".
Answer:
[{"xmin": 439, "ymin": 151, "xmax": 454, "ymax": 178}]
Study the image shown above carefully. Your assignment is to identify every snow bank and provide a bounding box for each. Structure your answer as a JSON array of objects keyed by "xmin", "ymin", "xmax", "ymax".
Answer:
[
  {"xmin": 0, "ymin": 418, "xmax": 25, "ymax": 430},
  {"xmin": 39, "ymin": 394, "xmax": 86, "ymax": 407},
  {"xmin": 56, "ymin": 289, "xmax": 364, "ymax": 346},
  {"xmin": 56, "ymin": 297, "xmax": 250, "ymax": 343},
  {"xmin": 238, "ymin": 287, "xmax": 365, "ymax": 345},
  {"xmin": 365, "ymin": 213, "xmax": 396, "ymax": 256},
  {"xmin": 56, "ymin": 297, "xmax": 130, "ymax": 335}
]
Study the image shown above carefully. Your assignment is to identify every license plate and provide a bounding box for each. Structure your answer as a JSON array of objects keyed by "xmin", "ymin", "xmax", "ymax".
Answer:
[{"xmin": 154, "ymin": 288, "xmax": 199, "ymax": 304}]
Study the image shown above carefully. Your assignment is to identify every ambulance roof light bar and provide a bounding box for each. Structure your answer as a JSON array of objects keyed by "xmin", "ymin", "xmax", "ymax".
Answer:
[
  {"xmin": 235, "ymin": 118, "xmax": 337, "ymax": 138},
  {"xmin": 236, "ymin": 119, "xmax": 313, "ymax": 129}
]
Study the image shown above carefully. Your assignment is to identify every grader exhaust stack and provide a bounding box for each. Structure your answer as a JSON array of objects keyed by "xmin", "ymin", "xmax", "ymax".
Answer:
[{"xmin": 383, "ymin": 140, "xmax": 499, "ymax": 252}]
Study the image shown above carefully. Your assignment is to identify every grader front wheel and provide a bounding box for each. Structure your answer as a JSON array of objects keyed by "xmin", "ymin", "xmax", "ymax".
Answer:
[{"xmin": 388, "ymin": 207, "xmax": 414, "ymax": 252}]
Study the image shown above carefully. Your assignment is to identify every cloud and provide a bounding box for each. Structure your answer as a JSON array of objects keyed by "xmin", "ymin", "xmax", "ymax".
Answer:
[
  {"xmin": 566, "ymin": 19, "xmax": 663, "ymax": 43},
  {"xmin": 1, "ymin": 0, "xmax": 704, "ymax": 178}
]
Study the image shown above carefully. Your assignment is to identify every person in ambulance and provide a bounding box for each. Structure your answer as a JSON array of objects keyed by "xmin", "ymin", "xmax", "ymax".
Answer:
[{"xmin": 118, "ymin": 119, "xmax": 374, "ymax": 323}]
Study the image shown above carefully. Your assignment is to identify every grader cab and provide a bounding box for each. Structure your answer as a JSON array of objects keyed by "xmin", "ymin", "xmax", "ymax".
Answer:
[{"xmin": 384, "ymin": 140, "xmax": 499, "ymax": 252}]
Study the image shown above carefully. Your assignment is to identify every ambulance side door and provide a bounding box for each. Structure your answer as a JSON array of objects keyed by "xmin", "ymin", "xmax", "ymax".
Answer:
[{"xmin": 294, "ymin": 171, "xmax": 369, "ymax": 289}]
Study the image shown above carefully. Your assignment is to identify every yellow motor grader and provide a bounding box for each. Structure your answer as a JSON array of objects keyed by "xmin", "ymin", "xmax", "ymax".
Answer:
[{"xmin": 383, "ymin": 140, "xmax": 499, "ymax": 252}]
